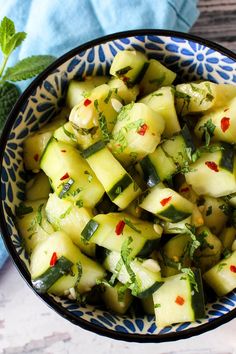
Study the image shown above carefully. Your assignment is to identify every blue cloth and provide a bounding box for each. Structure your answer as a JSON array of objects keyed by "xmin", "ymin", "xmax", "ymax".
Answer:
[{"xmin": 0, "ymin": 0, "xmax": 199, "ymax": 268}]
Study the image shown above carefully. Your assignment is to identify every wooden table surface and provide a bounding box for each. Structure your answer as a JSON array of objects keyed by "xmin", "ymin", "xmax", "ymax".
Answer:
[
  {"xmin": 191, "ymin": 0, "xmax": 236, "ymax": 52},
  {"xmin": 1, "ymin": 2, "xmax": 236, "ymax": 354}
]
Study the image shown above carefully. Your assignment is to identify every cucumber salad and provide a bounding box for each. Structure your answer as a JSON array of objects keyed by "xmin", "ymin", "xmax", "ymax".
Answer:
[{"xmin": 17, "ymin": 49, "xmax": 236, "ymax": 328}]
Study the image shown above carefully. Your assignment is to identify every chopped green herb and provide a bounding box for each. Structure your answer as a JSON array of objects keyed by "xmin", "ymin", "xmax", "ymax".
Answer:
[
  {"xmin": 222, "ymin": 248, "xmax": 232, "ymax": 259},
  {"xmin": 115, "ymin": 186, "xmax": 122, "ymax": 195},
  {"xmin": 174, "ymin": 90, "xmax": 191, "ymax": 114},
  {"xmin": 84, "ymin": 170, "xmax": 93, "ymax": 183},
  {"xmin": 59, "ymin": 206, "xmax": 72, "ymax": 219},
  {"xmin": 62, "ymin": 125, "xmax": 77, "ymax": 142},
  {"xmin": 117, "ymin": 102, "xmax": 134, "ymax": 122},
  {"xmin": 70, "ymin": 187, "xmax": 82, "ymax": 197},
  {"xmin": 117, "ymin": 282, "xmax": 130, "ymax": 302},
  {"xmin": 27, "ymin": 203, "xmax": 44, "ymax": 233},
  {"xmin": 206, "ymin": 205, "xmax": 212, "ymax": 216},
  {"xmin": 123, "ymin": 218, "xmax": 141, "ymax": 234},
  {"xmin": 98, "ymin": 112, "xmax": 110, "ymax": 142},
  {"xmin": 104, "ymin": 89, "xmax": 113, "ymax": 104},
  {"xmin": 76, "ymin": 200, "xmax": 84, "ymax": 208},
  {"xmin": 218, "ymin": 262, "xmax": 227, "ymax": 272},
  {"xmin": 16, "ymin": 202, "xmax": 33, "ymax": 217},
  {"xmin": 199, "ymin": 119, "xmax": 216, "ymax": 146},
  {"xmin": 76, "ymin": 261, "xmax": 83, "ymax": 285},
  {"xmin": 181, "ymin": 267, "xmax": 199, "ymax": 292},
  {"xmin": 149, "ymin": 73, "xmax": 166, "ymax": 86},
  {"xmin": 154, "ymin": 303, "xmax": 161, "ymax": 308}
]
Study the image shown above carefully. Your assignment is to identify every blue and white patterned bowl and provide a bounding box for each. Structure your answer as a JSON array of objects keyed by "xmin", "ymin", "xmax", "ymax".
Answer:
[{"xmin": 1, "ymin": 30, "xmax": 236, "ymax": 342}]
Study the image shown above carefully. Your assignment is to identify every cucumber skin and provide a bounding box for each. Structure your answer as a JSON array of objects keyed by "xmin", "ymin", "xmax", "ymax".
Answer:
[
  {"xmin": 107, "ymin": 174, "xmax": 133, "ymax": 201},
  {"xmin": 32, "ymin": 256, "xmax": 73, "ymax": 294},
  {"xmin": 81, "ymin": 219, "xmax": 99, "ymax": 241},
  {"xmin": 82, "ymin": 141, "xmax": 106, "ymax": 159},
  {"xmin": 191, "ymin": 269, "xmax": 206, "ymax": 318},
  {"xmin": 140, "ymin": 156, "xmax": 161, "ymax": 187},
  {"xmin": 158, "ymin": 205, "xmax": 192, "ymax": 223},
  {"xmin": 135, "ymin": 280, "xmax": 164, "ymax": 299}
]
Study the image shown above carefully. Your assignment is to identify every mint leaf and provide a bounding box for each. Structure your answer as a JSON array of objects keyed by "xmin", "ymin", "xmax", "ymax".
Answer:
[
  {"xmin": 0, "ymin": 17, "xmax": 15, "ymax": 53},
  {"xmin": 0, "ymin": 17, "xmax": 26, "ymax": 56},
  {"xmin": 0, "ymin": 82, "xmax": 20, "ymax": 129},
  {"xmin": 3, "ymin": 55, "xmax": 56, "ymax": 82},
  {"xmin": 4, "ymin": 32, "xmax": 26, "ymax": 56}
]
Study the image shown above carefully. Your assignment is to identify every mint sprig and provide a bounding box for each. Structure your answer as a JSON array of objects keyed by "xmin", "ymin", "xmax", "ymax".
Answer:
[{"xmin": 0, "ymin": 17, "xmax": 56, "ymax": 130}]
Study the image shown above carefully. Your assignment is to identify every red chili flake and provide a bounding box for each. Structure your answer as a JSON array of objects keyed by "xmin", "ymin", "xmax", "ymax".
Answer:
[
  {"xmin": 84, "ymin": 98, "xmax": 92, "ymax": 107},
  {"xmin": 50, "ymin": 252, "xmax": 58, "ymax": 267},
  {"xmin": 175, "ymin": 296, "xmax": 185, "ymax": 306},
  {"xmin": 230, "ymin": 265, "xmax": 236, "ymax": 273},
  {"xmin": 61, "ymin": 150, "xmax": 66, "ymax": 153},
  {"xmin": 160, "ymin": 196, "xmax": 172, "ymax": 207},
  {"xmin": 180, "ymin": 187, "xmax": 189, "ymax": 193},
  {"xmin": 224, "ymin": 108, "xmax": 229, "ymax": 112},
  {"xmin": 60, "ymin": 172, "xmax": 69, "ymax": 180},
  {"xmin": 221, "ymin": 117, "xmax": 230, "ymax": 132},
  {"xmin": 205, "ymin": 161, "xmax": 219, "ymax": 172},
  {"xmin": 33, "ymin": 153, "xmax": 39, "ymax": 162},
  {"xmin": 115, "ymin": 220, "xmax": 125, "ymax": 235},
  {"xmin": 137, "ymin": 123, "xmax": 148, "ymax": 136}
]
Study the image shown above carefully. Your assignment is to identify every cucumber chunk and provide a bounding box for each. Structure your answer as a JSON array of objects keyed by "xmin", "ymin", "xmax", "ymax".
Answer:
[
  {"xmin": 175, "ymin": 81, "xmax": 236, "ymax": 115},
  {"xmin": 139, "ymin": 86, "xmax": 180, "ymax": 137},
  {"xmin": 16, "ymin": 199, "xmax": 54, "ymax": 254},
  {"xmin": 140, "ymin": 183, "xmax": 194, "ymax": 223},
  {"xmin": 66, "ymin": 76, "xmax": 109, "ymax": 109},
  {"xmin": 110, "ymin": 50, "xmax": 148, "ymax": 86},
  {"xmin": 199, "ymin": 196, "xmax": 228, "ymax": 235},
  {"xmin": 40, "ymin": 139, "xmax": 104, "ymax": 208},
  {"xmin": 139, "ymin": 145, "xmax": 177, "ymax": 187},
  {"xmin": 30, "ymin": 231, "xmax": 105, "ymax": 295},
  {"xmin": 103, "ymin": 251, "xmax": 163, "ymax": 298},
  {"xmin": 102, "ymin": 281, "xmax": 133, "ymax": 314},
  {"xmin": 108, "ymin": 78, "xmax": 139, "ymax": 104},
  {"xmin": 45, "ymin": 193, "xmax": 96, "ymax": 257},
  {"xmin": 23, "ymin": 117, "xmax": 66, "ymax": 171},
  {"xmin": 81, "ymin": 212, "xmax": 162, "ymax": 258},
  {"xmin": 110, "ymin": 102, "xmax": 165, "ymax": 166},
  {"xmin": 203, "ymin": 251, "xmax": 236, "ymax": 296},
  {"xmin": 139, "ymin": 59, "xmax": 176, "ymax": 96},
  {"xmin": 194, "ymin": 97, "xmax": 236, "ymax": 144},
  {"xmin": 82, "ymin": 142, "xmax": 141, "ymax": 209},
  {"xmin": 69, "ymin": 84, "xmax": 120, "ymax": 140},
  {"xmin": 185, "ymin": 145, "xmax": 236, "ymax": 198},
  {"xmin": 153, "ymin": 270, "xmax": 205, "ymax": 328},
  {"xmin": 25, "ymin": 172, "xmax": 51, "ymax": 201}
]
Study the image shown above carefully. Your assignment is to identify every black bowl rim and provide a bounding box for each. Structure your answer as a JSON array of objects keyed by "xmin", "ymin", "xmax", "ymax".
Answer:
[{"xmin": 0, "ymin": 29, "xmax": 236, "ymax": 343}]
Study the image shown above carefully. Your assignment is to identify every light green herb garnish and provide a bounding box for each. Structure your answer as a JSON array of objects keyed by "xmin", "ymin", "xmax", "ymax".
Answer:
[
  {"xmin": 27, "ymin": 203, "xmax": 44, "ymax": 233},
  {"xmin": 217, "ymin": 262, "xmax": 227, "ymax": 272},
  {"xmin": 76, "ymin": 200, "xmax": 84, "ymax": 208},
  {"xmin": 123, "ymin": 218, "xmax": 141, "ymax": 234},
  {"xmin": 59, "ymin": 206, "xmax": 72, "ymax": 219},
  {"xmin": 181, "ymin": 268, "xmax": 199, "ymax": 293},
  {"xmin": 199, "ymin": 119, "xmax": 216, "ymax": 146}
]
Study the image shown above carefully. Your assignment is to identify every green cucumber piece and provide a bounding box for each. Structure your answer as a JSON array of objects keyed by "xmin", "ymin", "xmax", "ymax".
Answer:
[
  {"xmin": 40, "ymin": 139, "xmax": 104, "ymax": 208},
  {"xmin": 110, "ymin": 102, "xmax": 165, "ymax": 166},
  {"xmin": 153, "ymin": 269, "xmax": 205, "ymax": 328},
  {"xmin": 185, "ymin": 146, "xmax": 236, "ymax": 198},
  {"xmin": 66, "ymin": 76, "xmax": 110, "ymax": 109},
  {"xmin": 140, "ymin": 184, "xmax": 194, "ymax": 223},
  {"xmin": 45, "ymin": 193, "xmax": 96, "ymax": 257},
  {"xmin": 110, "ymin": 50, "xmax": 148, "ymax": 86},
  {"xmin": 81, "ymin": 212, "xmax": 162, "ymax": 258},
  {"xmin": 25, "ymin": 172, "xmax": 51, "ymax": 201},
  {"xmin": 23, "ymin": 117, "xmax": 66, "ymax": 171},
  {"xmin": 32, "ymin": 256, "xmax": 73, "ymax": 294},
  {"xmin": 102, "ymin": 281, "xmax": 133, "ymax": 314},
  {"xmin": 203, "ymin": 250, "xmax": 236, "ymax": 296},
  {"xmin": 83, "ymin": 142, "xmax": 141, "ymax": 209},
  {"xmin": 139, "ymin": 86, "xmax": 180, "ymax": 137}
]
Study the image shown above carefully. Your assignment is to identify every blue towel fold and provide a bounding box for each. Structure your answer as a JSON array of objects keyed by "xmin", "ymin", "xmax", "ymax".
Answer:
[{"xmin": 0, "ymin": 0, "xmax": 199, "ymax": 268}]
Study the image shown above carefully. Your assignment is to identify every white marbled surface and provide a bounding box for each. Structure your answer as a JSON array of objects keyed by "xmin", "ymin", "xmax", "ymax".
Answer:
[{"xmin": 0, "ymin": 259, "xmax": 235, "ymax": 354}]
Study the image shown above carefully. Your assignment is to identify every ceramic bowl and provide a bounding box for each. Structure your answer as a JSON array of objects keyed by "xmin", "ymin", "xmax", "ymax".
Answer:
[{"xmin": 1, "ymin": 30, "xmax": 236, "ymax": 342}]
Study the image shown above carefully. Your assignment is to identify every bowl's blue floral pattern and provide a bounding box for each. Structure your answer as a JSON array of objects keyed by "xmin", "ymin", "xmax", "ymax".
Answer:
[{"xmin": 1, "ymin": 33, "xmax": 236, "ymax": 338}]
